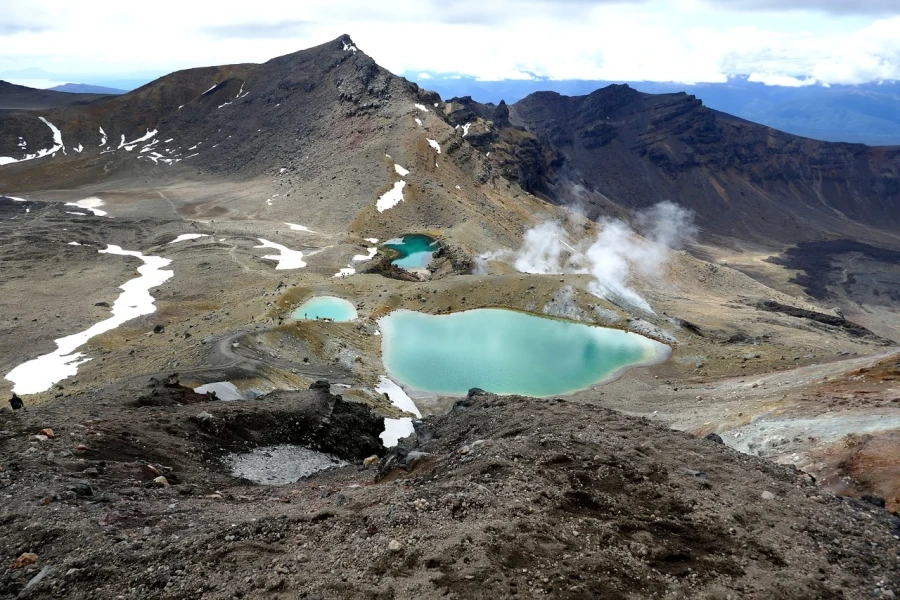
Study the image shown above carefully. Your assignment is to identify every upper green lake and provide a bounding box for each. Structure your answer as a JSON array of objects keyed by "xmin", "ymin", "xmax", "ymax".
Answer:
[{"xmin": 383, "ymin": 235, "xmax": 440, "ymax": 269}]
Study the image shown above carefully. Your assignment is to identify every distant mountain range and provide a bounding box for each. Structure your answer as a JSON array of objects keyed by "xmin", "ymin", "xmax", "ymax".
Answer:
[
  {"xmin": 49, "ymin": 83, "xmax": 126, "ymax": 95},
  {"xmin": 409, "ymin": 75, "xmax": 900, "ymax": 146},
  {"xmin": 0, "ymin": 80, "xmax": 111, "ymax": 115}
]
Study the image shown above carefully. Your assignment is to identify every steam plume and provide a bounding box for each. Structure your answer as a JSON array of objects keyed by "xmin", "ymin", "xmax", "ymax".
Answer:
[{"xmin": 480, "ymin": 201, "xmax": 696, "ymax": 313}]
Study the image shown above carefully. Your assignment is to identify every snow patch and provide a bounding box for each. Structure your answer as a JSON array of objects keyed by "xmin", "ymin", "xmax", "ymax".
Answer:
[
  {"xmin": 74, "ymin": 143, "xmax": 83, "ymax": 153},
  {"xmin": 0, "ymin": 116, "xmax": 66, "ymax": 165},
  {"xmin": 333, "ymin": 267, "xmax": 356, "ymax": 278},
  {"xmin": 381, "ymin": 419, "xmax": 415, "ymax": 447},
  {"xmin": 352, "ymin": 247, "xmax": 377, "ymax": 261},
  {"xmin": 376, "ymin": 376, "xmax": 421, "ymax": 417},
  {"xmin": 376, "ymin": 181, "xmax": 406, "ymax": 212},
  {"xmin": 462, "ymin": 122, "xmax": 471, "ymax": 137},
  {"xmin": 194, "ymin": 381, "xmax": 243, "ymax": 400},
  {"xmin": 255, "ymin": 239, "xmax": 306, "ymax": 269},
  {"xmin": 376, "ymin": 376, "xmax": 421, "ymax": 447},
  {"xmin": 414, "ymin": 103, "xmax": 429, "ymax": 112},
  {"xmin": 64, "ymin": 197, "xmax": 108, "ymax": 217},
  {"xmin": 394, "ymin": 163, "xmax": 409, "ymax": 177},
  {"xmin": 4, "ymin": 245, "xmax": 173, "ymax": 395},
  {"xmin": 168, "ymin": 234, "xmax": 209, "ymax": 244},
  {"xmin": 427, "ymin": 138, "xmax": 441, "ymax": 153},
  {"xmin": 119, "ymin": 129, "xmax": 157, "ymax": 151},
  {"xmin": 285, "ymin": 223, "xmax": 315, "ymax": 232}
]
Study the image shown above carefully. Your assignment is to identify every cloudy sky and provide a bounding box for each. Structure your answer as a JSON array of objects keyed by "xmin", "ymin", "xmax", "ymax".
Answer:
[{"xmin": 1, "ymin": 0, "xmax": 899, "ymax": 87}]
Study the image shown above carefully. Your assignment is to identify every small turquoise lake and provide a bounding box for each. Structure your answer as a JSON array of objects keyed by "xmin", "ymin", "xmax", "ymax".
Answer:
[
  {"xmin": 292, "ymin": 296, "xmax": 358, "ymax": 322},
  {"xmin": 383, "ymin": 235, "xmax": 440, "ymax": 269},
  {"xmin": 380, "ymin": 308, "xmax": 670, "ymax": 397}
]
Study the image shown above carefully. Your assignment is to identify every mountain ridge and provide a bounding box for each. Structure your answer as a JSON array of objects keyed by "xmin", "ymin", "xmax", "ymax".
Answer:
[
  {"xmin": 414, "ymin": 75, "xmax": 900, "ymax": 145},
  {"xmin": 0, "ymin": 80, "xmax": 111, "ymax": 115},
  {"xmin": 48, "ymin": 83, "xmax": 127, "ymax": 95},
  {"xmin": 2, "ymin": 37, "xmax": 899, "ymax": 252}
]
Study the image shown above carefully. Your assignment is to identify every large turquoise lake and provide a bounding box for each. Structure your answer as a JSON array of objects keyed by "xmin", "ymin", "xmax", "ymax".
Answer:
[
  {"xmin": 380, "ymin": 308, "xmax": 670, "ymax": 397},
  {"xmin": 383, "ymin": 235, "xmax": 440, "ymax": 269}
]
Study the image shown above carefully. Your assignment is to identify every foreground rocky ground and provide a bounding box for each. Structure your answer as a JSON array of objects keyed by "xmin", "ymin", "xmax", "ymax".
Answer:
[{"xmin": 1, "ymin": 383, "xmax": 898, "ymax": 599}]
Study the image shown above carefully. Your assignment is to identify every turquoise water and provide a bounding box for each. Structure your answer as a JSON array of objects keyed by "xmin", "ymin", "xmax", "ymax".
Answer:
[
  {"xmin": 380, "ymin": 308, "xmax": 670, "ymax": 397},
  {"xmin": 383, "ymin": 235, "xmax": 440, "ymax": 269},
  {"xmin": 292, "ymin": 296, "xmax": 358, "ymax": 322}
]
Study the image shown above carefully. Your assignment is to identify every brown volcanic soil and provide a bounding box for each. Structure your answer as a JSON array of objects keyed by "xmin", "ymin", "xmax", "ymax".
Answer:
[{"xmin": 1, "ymin": 386, "xmax": 899, "ymax": 600}]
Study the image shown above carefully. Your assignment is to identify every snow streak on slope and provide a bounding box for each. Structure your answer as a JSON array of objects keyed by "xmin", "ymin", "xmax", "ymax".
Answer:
[
  {"xmin": 168, "ymin": 234, "xmax": 209, "ymax": 244},
  {"xmin": 376, "ymin": 376, "xmax": 420, "ymax": 447},
  {"xmin": 4, "ymin": 246, "xmax": 173, "ymax": 394},
  {"xmin": 0, "ymin": 117, "xmax": 65, "ymax": 166},
  {"xmin": 285, "ymin": 223, "xmax": 316, "ymax": 232},
  {"xmin": 119, "ymin": 129, "xmax": 157, "ymax": 151}
]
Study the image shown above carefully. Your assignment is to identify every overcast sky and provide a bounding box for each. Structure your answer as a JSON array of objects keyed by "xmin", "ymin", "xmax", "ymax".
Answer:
[{"xmin": 1, "ymin": 0, "xmax": 899, "ymax": 87}]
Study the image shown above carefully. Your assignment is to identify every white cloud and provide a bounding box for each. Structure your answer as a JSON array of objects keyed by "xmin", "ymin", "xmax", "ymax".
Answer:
[
  {"xmin": 747, "ymin": 73, "xmax": 818, "ymax": 86},
  {"xmin": 0, "ymin": 0, "xmax": 897, "ymax": 86},
  {"xmin": 810, "ymin": 17, "xmax": 900, "ymax": 83}
]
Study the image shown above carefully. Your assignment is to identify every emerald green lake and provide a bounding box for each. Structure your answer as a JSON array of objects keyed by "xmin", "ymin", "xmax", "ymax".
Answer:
[
  {"xmin": 383, "ymin": 235, "xmax": 440, "ymax": 269},
  {"xmin": 291, "ymin": 296, "xmax": 357, "ymax": 322},
  {"xmin": 380, "ymin": 308, "xmax": 670, "ymax": 397}
]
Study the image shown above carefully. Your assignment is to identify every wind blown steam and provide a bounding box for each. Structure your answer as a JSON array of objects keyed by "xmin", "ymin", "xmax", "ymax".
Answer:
[{"xmin": 484, "ymin": 201, "xmax": 697, "ymax": 313}]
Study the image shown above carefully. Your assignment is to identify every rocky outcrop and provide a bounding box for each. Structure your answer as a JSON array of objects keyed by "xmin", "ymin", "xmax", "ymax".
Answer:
[{"xmin": 2, "ymin": 386, "xmax": 898, "ymax": 598}]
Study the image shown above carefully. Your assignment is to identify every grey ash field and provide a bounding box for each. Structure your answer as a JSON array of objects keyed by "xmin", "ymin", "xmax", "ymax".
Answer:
[{"xmin": 0, "ymin": 36, "xmax": 899, "ymax": 598}]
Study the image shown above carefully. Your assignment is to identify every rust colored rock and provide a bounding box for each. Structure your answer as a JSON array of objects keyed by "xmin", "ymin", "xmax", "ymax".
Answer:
[{"xmin": 13, "ymin": 552, "xmax": 37, "ymax": 568}]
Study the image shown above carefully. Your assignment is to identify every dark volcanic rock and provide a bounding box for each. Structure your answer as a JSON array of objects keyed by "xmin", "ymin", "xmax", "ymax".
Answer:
[
  {"xmin": 1, "ymin": 388, "xmax": 899, "ymax": 599},
  {"xmin": 508, "ymin": 84, "xmax": 900, "ymax": 244},
  {"xmin": 134, "ymin": 374, "xmax": 216, "ymax": 407},
  {"xmin": 754, "ymin": 299, "xmax": 887, "ymax": 342}
]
